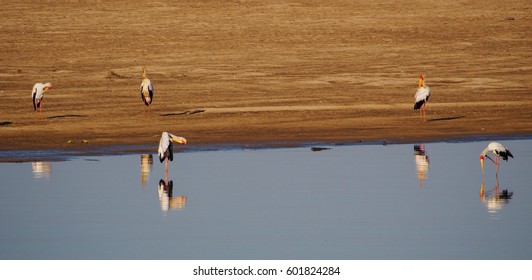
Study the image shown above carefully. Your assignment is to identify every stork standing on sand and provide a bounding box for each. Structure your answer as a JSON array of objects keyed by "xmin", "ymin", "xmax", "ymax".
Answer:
[
  {"xmin": 32, "ymin": 82, "xmax": 52, "ymax": 116},
  {"xmin": 158, "ymin": 132, "xmax": 187, "ymax": 180},
  {"xmin": 480, "ymin": 142, "xmax": 513, "ymax": 177},
  {"xmin": 414, "ymin": 74, "xmax": 430, "ymax": 121},
  {"xmin": 140, "ymin": 66, "xmax": 154, "ymax": 112}
]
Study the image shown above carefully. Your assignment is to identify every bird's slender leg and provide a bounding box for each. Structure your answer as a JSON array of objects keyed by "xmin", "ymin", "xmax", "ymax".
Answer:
[
  {"xmin": 494, "ymin": 179, "xmax": 500, "ymax": 198},
  {"xmin": 495, "ymin": 157, "xmax": 500, "ymax": 178},
  {"xmin": 165, "ymin": 158, "xmax": 169, "ymax": 182}
]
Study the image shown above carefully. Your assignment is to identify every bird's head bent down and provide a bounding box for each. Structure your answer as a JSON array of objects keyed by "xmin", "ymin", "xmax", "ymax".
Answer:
[
  {"xmin": 158, "ymin": 132, "xmax": 187, "ymax": 164},
  {"xmin": 169, "ymin": 134, "xmax": 187, "ymax": 145},
  {"xmin": 43, "ymin": 82, "xmax": 52, "ymax": 92}
]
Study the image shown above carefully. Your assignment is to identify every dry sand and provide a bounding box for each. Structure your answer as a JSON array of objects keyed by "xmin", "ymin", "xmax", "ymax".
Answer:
[{"xmin": 1, "ymin": 0, "xmax": 531, "ymax": 155}]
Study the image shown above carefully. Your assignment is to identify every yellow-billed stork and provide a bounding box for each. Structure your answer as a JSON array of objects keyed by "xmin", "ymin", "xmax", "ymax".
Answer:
[
  {"xmin": 32, "ymin": 82, "xmax": 52, "ymax": 115},
  {"xmin": 414, "ymin": 74, "xmax": 430, "ymax": 121},
  {"xmin": 480, "ymin": 142, "xmax": 513, "ymax": 177},
  {"xmin": 140, "ymin": 66, "xmax": 153, "ymax": 111},
  {"xmin": 158, "ymin": 132, "xmax": 187, "ymax": 179}
]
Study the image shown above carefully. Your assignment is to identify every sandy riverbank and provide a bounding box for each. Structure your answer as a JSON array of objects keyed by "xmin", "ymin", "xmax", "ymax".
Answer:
[{"xmin": 1, "ymin": 0, "xmax": 531, "ymax": 155}]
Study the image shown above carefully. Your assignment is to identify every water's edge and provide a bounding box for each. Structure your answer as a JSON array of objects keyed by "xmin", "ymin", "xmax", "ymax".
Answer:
[{"xmin": 1, "ymin": 133, "xmax": 531, "ymax": 162}]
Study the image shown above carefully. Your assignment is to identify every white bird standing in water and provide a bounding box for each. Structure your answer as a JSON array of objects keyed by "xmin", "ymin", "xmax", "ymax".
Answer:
[
  {"xmin": 414, "ymin": 74, "xmax": 430, "ymax": 121},
  {"xmin": 480, "ymin": 142, "xmax": 513, "ymax": 177},
  {"xmin": 140, "ymin": 66, "xmax": 153, "ymax": 112},
  {"xmin": 32, "ymin": 82, "xmax": 52, "ymax": 115},
  {"xmin": 158, "ymin": 132, "xmax": 187, "ymax": 179}
]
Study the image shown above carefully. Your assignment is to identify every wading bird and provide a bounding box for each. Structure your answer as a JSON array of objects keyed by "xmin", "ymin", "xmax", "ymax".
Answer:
[
  {"xmin": 140, "ymin": 66, "xmax": 154, "ymax": 112},
  {"xmin": 480, "ymin": 142, "xmax": 513, "ymax": 177},
  {"xmin": 158, "ymin": 132, "xmax": 187, "ymax": 179},
  {"xmin": 32, "ymin": 82, "xmax": 52, "ymax": 116},
  {"xmin": 414, "ymin": 74, "xmax": 431, "ymax": 121}
]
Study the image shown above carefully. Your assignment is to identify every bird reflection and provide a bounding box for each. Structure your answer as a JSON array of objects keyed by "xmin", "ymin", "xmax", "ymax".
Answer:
[
  {"xmin": 140, "ymin": 154, "xmax": 153, "ymax": 187},
  {"xmin": 479, "ymin": 178, "xmax": 513, "ymax": 216},
  {"xmin": 158, "ymin": 179, "xmax": 187, "ymax": 212},
  {"xmin": 32, "ymin": 162, "xmax": 51, "ymax": 179},
  {"xmin": 414, "ymin": 144, "xmax": 429, "ymax": 188}
]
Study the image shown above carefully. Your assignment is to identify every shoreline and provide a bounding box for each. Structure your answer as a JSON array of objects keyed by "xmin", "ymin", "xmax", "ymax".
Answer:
[
  {"xmin": 1, "ymin": 1, "xmax": 531, "ymax": 162},
  {"xmin": 2, "ymin": 133, "xmax": 530, "ymax": 163}
]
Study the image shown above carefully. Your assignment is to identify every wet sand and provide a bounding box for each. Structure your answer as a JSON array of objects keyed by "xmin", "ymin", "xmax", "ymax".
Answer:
[{"xmin": 1, "ymin": 0, "xmax": 531, "ymax": 156}]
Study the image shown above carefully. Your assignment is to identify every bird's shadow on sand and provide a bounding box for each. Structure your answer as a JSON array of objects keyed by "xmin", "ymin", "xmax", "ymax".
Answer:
[
  {"xmin": 0, "ymin": 121, "xmax": 13, "ymax": 126},
  {"xmin": 428, "ymin": 116, "xmax": 465, "ymax": 122},
  {"xmin": 47, "ymin": 114, "xmax": 86, "ymax": 119},
  {"xmin": 160, "ymin": 109, "xmax": 205, "ymax": 117}
]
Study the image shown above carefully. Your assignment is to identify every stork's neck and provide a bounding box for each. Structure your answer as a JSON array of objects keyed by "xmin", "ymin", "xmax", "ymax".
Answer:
[
  {"xmin": 142, "ymin": 67, "xmax": 147, "ymax": 80},
  {"xmin": 480, "ymin": 147, "xmax": 489, "ymax": 157}
]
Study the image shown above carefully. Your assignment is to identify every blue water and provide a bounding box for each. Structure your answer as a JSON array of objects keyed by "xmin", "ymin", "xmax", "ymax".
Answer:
[{"xmin": 1, "ymin": 139, "xmax": 531, "ymax": 259}]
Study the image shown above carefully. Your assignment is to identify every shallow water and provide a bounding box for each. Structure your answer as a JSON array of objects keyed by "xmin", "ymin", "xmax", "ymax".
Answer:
[{"xmin": 1, "ymin": 139, "xmax": 531, "ymax": 260}]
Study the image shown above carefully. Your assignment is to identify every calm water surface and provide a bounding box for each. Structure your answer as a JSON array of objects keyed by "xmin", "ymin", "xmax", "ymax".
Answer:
[{"xmin": 1, "ymin": 139, "xmax": 531, "ymax": 259}]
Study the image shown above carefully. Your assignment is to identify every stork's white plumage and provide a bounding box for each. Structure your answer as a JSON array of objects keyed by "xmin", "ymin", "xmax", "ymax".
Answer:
[
  {"xmin": 480, "ymin": 142, "xmax": 513, "ymax": 176},
  {"xmin": 140, "ymin": 66, "xmax": 153, "ymax": 109},
  {"xmin": 158, "ymin": 132, "xmax": 187, "ymax": 179},
  {"xmin": 414, "ymin": 74, "xmax": 430, "ymax": 121},
  {"xmin": 32, "ymin": 82, "xmax": 52, "ymax": 113}
]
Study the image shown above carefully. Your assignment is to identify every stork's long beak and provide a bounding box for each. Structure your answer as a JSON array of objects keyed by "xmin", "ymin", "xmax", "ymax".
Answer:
[
  {"xmin": 170, "ymin": 136, "xmax": 187, "ymax": 145},
  {"xmin": 480, "ymin": 156, "xmax": 485, "ymax": 174},
  {"xmin": 418, "ymin": 76, "xmax": 424, "ymax": 88}
]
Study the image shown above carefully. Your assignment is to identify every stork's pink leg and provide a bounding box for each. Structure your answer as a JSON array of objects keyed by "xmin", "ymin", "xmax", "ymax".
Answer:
[
  {"xmin": 165, "ymin": 158, "xmax": 169, "ymax": 182},
  {"xmin": 40, "ymin": 100, "xmax": 44, "ymax": 118},
  {"xmin": 495, "ymin": 157, "xmax": 500, "ymax": 178}
]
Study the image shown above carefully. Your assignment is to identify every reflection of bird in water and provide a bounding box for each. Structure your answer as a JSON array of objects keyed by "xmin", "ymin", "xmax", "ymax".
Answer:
[
  {"xmin": 32, "ymin": 162, "xmax": 51, "ymax": 179},
  {"xmin": 480, "ymin": 142, "xmax": 513, "ymax": 177},
  {"xmin": 413, "ymin": 74, "xmax": 431, "ymax": 122},
  {"xmin": 479, "ymin": 179, "xmax": 513, "ymax": 216},
  {"xmin": 158, "ymin": 179, "xmax": 187, "ymax": 212},
  {"xmin": 414, "ymin": 144, "xmax": 429, "ymax": 188},
  {"xmin": 140, "ymin": 66, "xmax": 154, "ymax": 113},
  {"xmin": 158, "ymin": 132, "xmax": 187, "ymax": 181},
  {"xmin": 140, "ymin": 154, "xmax": 153, "ymax": 187},
  {"xmin": 32, "ymin": 82, "xmax": 52, "ymax": 116}
]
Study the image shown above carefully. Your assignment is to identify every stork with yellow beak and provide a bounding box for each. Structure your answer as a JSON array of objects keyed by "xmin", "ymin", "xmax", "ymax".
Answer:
[
  {"xmin": 414, "ymin": 74, "xmax": 431, "ymax": 121},
  {"xmin": 480, "ymin": 142, "xmax": 513, "ymax": 177},
  {"xmin": 32, "ymin": 82, "xmax": 52, "ymax": 115},
  {"xmin": 140, "ymin": 66, "xmax": 154, "ymax": 112},
  {"xmin": 158, "ymin": 132, "xmax": 187, "ymax": 177}
]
